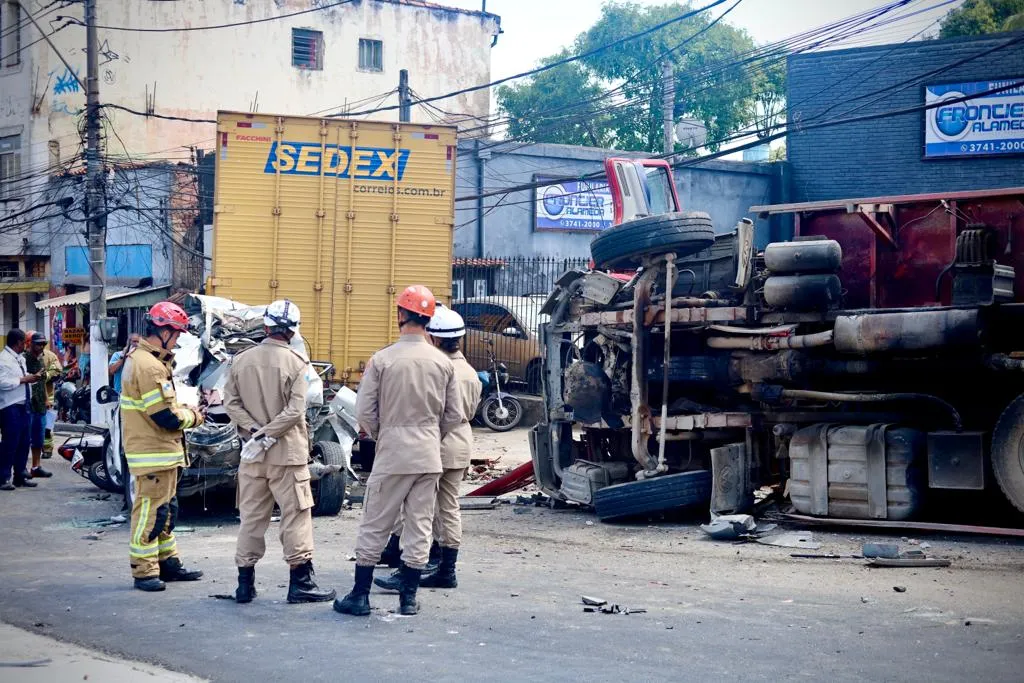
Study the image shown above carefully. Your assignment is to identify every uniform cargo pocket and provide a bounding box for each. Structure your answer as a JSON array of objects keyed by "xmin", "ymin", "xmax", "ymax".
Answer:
[{"xmin": 294, "ymin": 468, "xmax": 314, "ymax": 511}]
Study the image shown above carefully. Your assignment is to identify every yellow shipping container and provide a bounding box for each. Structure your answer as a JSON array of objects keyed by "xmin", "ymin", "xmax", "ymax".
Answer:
[{"xmin": 209, "ymin": 111, "xmax": 456, "ymax": 384}]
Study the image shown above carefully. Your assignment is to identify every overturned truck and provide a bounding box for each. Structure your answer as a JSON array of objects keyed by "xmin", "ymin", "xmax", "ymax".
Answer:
[{"xmin": 531, "ymin": 163, "xmax": 1024, "ymax": 523}]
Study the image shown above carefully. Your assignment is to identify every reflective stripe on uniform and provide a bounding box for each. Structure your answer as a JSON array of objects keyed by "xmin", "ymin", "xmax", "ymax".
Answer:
[
  {"xmin": 133, "ymin": 496, "xmax": 151, "ymax": 547},
  {"xmin": 141, "ymin": 388, "xmax": 163, "ymax": 407},
  {"xmin": 120, "ymin": 396, "xmax": 146, "ymax": 411},
  {"xmin": 130, "ymin": 542, "xmax": 159, "ymax": 559},
  {"xmin": 179, "ymin": 410, "xmax": 194, "ymax": 430},
  {"xmin": 126, "ymin": 452, "xmax": 184, "ymax": 468},
  {"xmin": 157, "ymin": 537, "xmax": 177, "ymax": 555}
]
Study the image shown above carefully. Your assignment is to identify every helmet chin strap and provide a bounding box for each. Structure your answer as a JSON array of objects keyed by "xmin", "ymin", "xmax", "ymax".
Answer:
[{"xmin": 158, "ymin": 328, "xmax": 174, "ymax": 350}]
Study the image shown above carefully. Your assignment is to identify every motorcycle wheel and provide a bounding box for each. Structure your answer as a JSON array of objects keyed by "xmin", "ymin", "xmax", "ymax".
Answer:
[
  {"xmin": 480, "ymin": 395, "xmax": 523, "ymax": 432},
  {"xmin": 87, "ymin": 460, "xmax": 121, "ymax": 494}
]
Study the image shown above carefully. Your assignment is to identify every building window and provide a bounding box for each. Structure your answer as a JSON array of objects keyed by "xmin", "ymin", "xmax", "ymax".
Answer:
[
  {"xmin": 1, "ymin": 1, "xmax": 21, "ymax": 68},
  {"xmin": 0, "ymin": 134, "xmax": 21, "ymax": 200},
  {"xmin": 292, "ymin": 28, "xmax": 323, "ymax": 70},
  {"xmin": 358, "ymin": 38, "xmax": 383, "ymax": 72},
  {"xmin": 0, "ymin": 262, "xmax": 18, "ymax": 279}
]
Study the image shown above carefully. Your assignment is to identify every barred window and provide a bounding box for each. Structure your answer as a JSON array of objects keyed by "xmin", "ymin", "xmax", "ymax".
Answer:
[
  {"xmin": 292, "ymin": 28, "xmax": 323, "ymax": 70},
  {"xmin": 358, "ymin": 38, "xmax": 383, "ymax": 72},
  {"xmin": 0, "ymin": 134, "xmax": 21, "ymax": 200}
]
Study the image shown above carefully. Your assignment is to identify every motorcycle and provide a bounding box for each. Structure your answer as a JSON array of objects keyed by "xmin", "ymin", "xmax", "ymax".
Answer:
[
  {"xmin": 55, "ymin": 386, "xmax": 126, "ymax": 497},
  {"xmin": 58, "ymin": 430, "xmax": 120, "ymax": 493},
  {"xmin": 477, "ymin": 339, "xmax": 524, "ymax": 432},
  {"xmin": 55, "ymin": 371, "xmax": 90, "ymax": 425}
]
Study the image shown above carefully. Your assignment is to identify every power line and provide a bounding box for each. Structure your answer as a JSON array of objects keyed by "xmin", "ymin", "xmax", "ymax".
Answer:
[
  {"xmin": 61, "ymin": 0, "xmax": 358, "ymax": 33},
  {"xmin": 338, "ymin": 0, "xmax": 733, "ymax": 118}
]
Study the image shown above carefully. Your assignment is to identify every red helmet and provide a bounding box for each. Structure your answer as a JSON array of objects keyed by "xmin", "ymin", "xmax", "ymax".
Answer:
[
  {"xmin": 396, "ymin": 285, "xmax": 436, "ymax": 318},
  {"xmin": 147, "ymin": 301, "xmax": 189, "ymax": 332}
]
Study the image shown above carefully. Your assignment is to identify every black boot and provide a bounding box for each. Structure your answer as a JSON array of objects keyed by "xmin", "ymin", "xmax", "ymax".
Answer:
[
  {"xmin": 373, "ymin": 567, "xmax": 402, "ymax": 592},
  {"xmin": 134, "ymin": 577, "xmax": 166, "ymax": 592},
  {"xmin": 333, "ymin": 565, "xmax": 373, "ymax": 616},
  {"xmin": 398, "ymin": 564, "xmax": 422, "ymax": 616},
  {"xmin": 420, "ymin": 547, "xmax": 458, "ymax": 589},
  {"xmin": 159, "ymin": 557, "xmax": 203, "ymax": 582},
  {"xmin": 235, "ymin": 566, "xmax": 257, "ymax": 604},
  {"xmin": 287, "ymin": 560, "xmax": 337, "ymax": 604},
  {"xmin": 378, "ymin": 534, "xmax": 402, "ymax": 568},
  {"xmin": 426, "ymin": 541, "xmax": 442, "ymax": 572}
]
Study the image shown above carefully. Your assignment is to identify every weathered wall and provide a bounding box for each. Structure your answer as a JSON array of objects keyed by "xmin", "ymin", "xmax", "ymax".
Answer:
[
  {"xmin": 787, "ymin": 32, "xmax": 1024, "ymax": 201},
  {"xmin": 454, "ymin": 140, "xmax": 781, "ymax": 259},
  {"xmin": 37, "ymin": 167, "xmax": 175, "ymax": 288},
  {"xmin": 0, "ymin": 0, "xmax": 499, "ymax": 241}
]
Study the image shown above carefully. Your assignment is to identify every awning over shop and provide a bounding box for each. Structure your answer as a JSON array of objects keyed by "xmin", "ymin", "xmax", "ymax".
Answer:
[{"xmin": 34, "ymin": 285, "xmax": 172, "ymax": 311}]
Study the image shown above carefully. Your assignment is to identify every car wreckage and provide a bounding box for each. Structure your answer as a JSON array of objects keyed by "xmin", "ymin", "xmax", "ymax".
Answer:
[
  {"xmin": 531, "ymin": 159, "xmax": 1024, "ymax": 524},
  {"xmin": 106, "ymin": 295, "xmax": 356, "ymax": 516}
]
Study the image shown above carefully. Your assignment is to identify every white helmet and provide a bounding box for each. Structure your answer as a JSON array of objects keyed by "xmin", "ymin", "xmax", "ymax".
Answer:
[
  {"xmin": 426, "ymin": 305, "xmax": 465, "ymax": 339},
  {"xmin": 264, "ymin": 299, "xmax": 301, "ymax": 332}
]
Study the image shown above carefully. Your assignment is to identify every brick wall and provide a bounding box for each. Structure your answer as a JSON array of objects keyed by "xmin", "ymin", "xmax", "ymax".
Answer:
[{"xmin": 787, "ymin": 32, "xmax": 1024, "ymax": 201}]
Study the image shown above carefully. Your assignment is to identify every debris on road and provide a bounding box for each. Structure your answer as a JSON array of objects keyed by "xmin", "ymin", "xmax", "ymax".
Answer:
[
  {"xmin": 893, "ymin": 586, "xmax": 907, "ymax": 593},
  {"xmin": 700, "ymin": 514, "xmax": 756, "ymax": 540},
  {"xmin": 459, "ymin": 496, "xmax": 499, "ymax": 511},
  {"xmin": 209, "ymin": 594, "xmax": 237, "ymax": 600},
  {"xmin": 867, "ymin": 558, "xmax": 952, "ymax": 568},
  {"xmin": 580, "ymin": 596, "xmax": 645, "ymax": 615},
  {"xmin": 862, "ymin": 543, "xmax": 900, "ymax": 559},
  {"xmin": 755, "ymin": 531, "xmax": 820, "ymax": 550},
  {"xmin": 784, "ymin": 513, "xmax": 1024, "ymax": 538},
  {"xmin": 466, "ymin": 461, "xmax": 535, "ymax": 497}
]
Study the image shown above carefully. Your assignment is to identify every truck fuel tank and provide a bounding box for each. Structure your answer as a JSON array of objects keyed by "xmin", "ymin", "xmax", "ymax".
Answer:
[{"xmin": 833, "ymin": 309, "xmax": 980, "ymax": 353}]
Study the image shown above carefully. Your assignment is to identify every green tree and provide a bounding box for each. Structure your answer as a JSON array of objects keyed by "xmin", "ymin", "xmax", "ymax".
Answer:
[
  {"xmin": 496, "ymin": 2, "xmax": 782, "ymax": 153},
  {"xmin": 938, "ymin": 0, "xmax": 1024, "ymax": 38}
]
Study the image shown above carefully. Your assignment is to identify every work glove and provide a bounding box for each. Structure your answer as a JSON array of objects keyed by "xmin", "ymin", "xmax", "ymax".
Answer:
[{"xmin": 240, "ymin": 431, "xmax": 277, "ymax": 464}]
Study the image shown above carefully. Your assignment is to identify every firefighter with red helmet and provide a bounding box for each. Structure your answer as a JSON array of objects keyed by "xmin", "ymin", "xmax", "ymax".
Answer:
[
  {"xmin": 121, "ymin": 301, "xmax": 205, "ymax": 592},
  {"xmin": 334, "ymin": 285, "xmax": 463, "ymax": 617}
]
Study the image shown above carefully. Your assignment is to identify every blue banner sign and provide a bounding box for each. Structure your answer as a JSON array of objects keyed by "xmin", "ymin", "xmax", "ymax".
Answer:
[
  {"xmin": 925, "ymin": 79, "xmax": 1024, "ymax": 158},
  {"xmin": 534, "ymin": 176, "xmax": 613, "ymax": 232}
]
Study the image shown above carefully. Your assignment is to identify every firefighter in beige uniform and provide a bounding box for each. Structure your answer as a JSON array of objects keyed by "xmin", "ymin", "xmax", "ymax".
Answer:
[
  {"xmin": 122, "ymin": 302, "xmax": 205, "ymax": 592},
  {"xmin": 223, "ymin": 299, "xmax": 336, "ymax": 605},
  {"xmin": 334, "ymin": 285, "xmax": 462, "ymax": 617},
  {"xmin": 374, "ymin": 305, "xmax": 481, "ymax": 591}
]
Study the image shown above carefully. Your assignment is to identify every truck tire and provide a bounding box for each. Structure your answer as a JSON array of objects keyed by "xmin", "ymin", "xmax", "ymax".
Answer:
[
  {"xmin": 311, "ymin": 441, "xmax": 347, "ymax": 517},
  {"xmin": 593, "ymin": 470, "xmax": 712, "ymax": 521},
  {"xmin": 591, "ymin": 212, "xmax": 715, "ymax": 271},
  {"xmin": 991, "ymin": 394, "xmax": 1024, "ymax": 514}
]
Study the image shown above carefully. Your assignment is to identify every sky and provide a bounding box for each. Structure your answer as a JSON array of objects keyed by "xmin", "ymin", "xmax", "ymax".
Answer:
[{"xmin": 442, "ymin": 0, "xmax": 960, "ymax": 80}]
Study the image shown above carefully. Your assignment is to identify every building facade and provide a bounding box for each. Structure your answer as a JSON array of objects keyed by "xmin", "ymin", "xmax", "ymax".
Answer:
[
  {"xmin": 0, "ymin": 0, "xmax": 500, "ymax": 334},
  {"xmin": 787, "ymin": 31, "xmax": 1024, "ymax": 202}
]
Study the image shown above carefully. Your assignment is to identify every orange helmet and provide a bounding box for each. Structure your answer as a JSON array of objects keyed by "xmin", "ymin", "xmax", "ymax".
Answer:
[
  {"xmin": 396, "ymin": 285, "xmax": 436, "ymax": 318},
  {"xmin": 147, "ymin": 301, "xmax": 189, "ymax": 332}
]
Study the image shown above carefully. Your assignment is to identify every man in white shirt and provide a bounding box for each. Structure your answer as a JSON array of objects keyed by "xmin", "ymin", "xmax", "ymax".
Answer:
[{"xmin": 0, "ymin": 329, "xmax": 42, "ymax": 490}]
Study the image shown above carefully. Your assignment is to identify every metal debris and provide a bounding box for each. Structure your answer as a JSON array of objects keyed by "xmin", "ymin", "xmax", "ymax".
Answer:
[
  {"xmin": 755, "ymin": 531, "xmax": 820, "ymax": 550},
  {"xmin": 459, "ymin": 496, "xmax": 499, "ymax": 511},
  {"xmin": 867, "ymin": 557, "xmax": 951, "ymax": 568},
  {"xmin": 862, "ymin": 543, "xmax": 899, "ymax": 559},
  {"xmin": 581, "ymin": 595, "xmax": 606, "ymax": 607},
  {"xmin": 893, "ymin": 586, "xmax": 907, "ymax": 592}
]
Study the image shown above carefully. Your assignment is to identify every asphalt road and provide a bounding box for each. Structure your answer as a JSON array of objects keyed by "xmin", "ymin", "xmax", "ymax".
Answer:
[{"xmin": 1, "ymin": 461, "xmax": 1022, "ymax": 682}]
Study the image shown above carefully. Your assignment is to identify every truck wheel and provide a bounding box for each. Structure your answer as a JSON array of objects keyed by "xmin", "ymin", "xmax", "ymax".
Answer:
[
  {"xmin": 593, "ymin": 470, "xmax": 712, "ymax": 521},
  {"xmin": 991, "ymin": 394, "xmax": 1024, "ymax": 514},
  {"xmin": 311, "ymin": 441, "xmax": 347, "ymax": 517},
  {"xmin": 591, "ymin": 212, "xmax": 715, "ymax": 271}
]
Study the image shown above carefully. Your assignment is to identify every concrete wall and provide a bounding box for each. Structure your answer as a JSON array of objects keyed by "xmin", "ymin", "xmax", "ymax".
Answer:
[
  {"xmin": 454, "ymin": 140, "xmax": 781, "ymax": 259},
  {"xmin": 787, "ymin": 32, "xmax": 1024, "ymax": 201}
]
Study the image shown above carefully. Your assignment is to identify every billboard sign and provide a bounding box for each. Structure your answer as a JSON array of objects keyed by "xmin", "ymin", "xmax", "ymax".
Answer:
[
  {"xmin": 925, "ymin": 79, "xmax": 1024, "ymax": 158},
  {"xmin": 534, "ymin": 176, "xmax": 613, "ymax": 232}
]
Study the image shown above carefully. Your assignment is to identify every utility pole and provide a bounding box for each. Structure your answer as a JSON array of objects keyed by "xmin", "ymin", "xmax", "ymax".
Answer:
[
  {"xmin": 84, "ymin": 0, "xmax": 108, "ymax": 425},
  {"xmin": 661, "ymin": 61, "xmax": 675, "ymax": 156},
  {"xmin": 398, "ymin": 69, "xmax": 411, "ymax": 123}
]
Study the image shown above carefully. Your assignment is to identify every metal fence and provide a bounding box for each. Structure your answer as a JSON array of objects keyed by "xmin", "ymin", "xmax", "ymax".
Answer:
[{"xmin": 451, "ymin": 256, "xmax": 590, "ymax": 393}]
